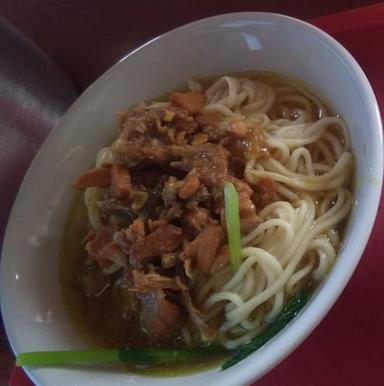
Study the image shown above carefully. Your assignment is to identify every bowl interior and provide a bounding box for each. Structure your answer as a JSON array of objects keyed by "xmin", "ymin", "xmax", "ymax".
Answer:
[{"xmin": 1, "ymin": 12, "xmax": 382, "ymax": 386}]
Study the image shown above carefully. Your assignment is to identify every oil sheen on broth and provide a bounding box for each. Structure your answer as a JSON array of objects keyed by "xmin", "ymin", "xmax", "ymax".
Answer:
[{"xmin": 60, "ymin": 71, "xmax": 353, "ymax": 375}]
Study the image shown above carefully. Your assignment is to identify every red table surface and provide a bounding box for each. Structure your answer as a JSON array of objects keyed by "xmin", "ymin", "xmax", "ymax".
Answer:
[{"xmin": 9, "ymin": 4, "xmax": 384, "ymax": 386}]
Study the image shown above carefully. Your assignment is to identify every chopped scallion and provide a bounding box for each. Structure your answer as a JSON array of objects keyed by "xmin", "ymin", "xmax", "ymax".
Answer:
[{"xmin": 224, "ymin": 182, "xmax": 242, "ymax": 271}]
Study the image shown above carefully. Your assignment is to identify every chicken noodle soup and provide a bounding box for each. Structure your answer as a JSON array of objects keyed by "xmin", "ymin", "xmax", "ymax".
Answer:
[{"xmin": 61, "ymin": 72, "xmax": 353, "ymax": 372}]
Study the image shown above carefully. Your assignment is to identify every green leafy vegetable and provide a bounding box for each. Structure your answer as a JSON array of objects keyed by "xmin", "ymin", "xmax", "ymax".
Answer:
[
  {"xmin": 224, "ymin": 182, "xmax": 242, "ymax": 271},
  {"xmin": 16, "ymin": 349, "xmax": 118, "ymax": 367},
  {"xmin": 222, "ymin": 288, "xmax": 311, "ymax": 370},
  {"xmin": 16, "ymin": 346, "xmax": 225, "ymax": 367},
  {"xmin": 118, "ymin": 346, "xmax": 224, "ymax": 365}
]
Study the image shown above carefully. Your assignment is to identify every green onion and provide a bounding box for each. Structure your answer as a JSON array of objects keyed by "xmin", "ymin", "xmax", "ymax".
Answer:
[
  {"xmin": 224, "ymin": 182, "xmax": 242, "ymax": 271},
  {"xmin": 16, "ymin": 346, "xmax": 226, "ymax": 367},
  {"xmin": 16, "ymin": 349, "xmax": 118, "ymax": 367}
]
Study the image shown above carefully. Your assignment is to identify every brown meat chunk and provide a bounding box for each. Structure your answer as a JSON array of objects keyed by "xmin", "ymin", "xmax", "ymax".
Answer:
[
  {"xmin": 179, "ymin": 173, "xmax": 200, "ymax": 199},
  {"xmin": 182, "ymin": 207, "xmax": 217, "ymax": 238},
  {"xmin": 170, "ymin": 91, "xmax": 206, "ymax": 114},
  {"xmin": 183, "ymin": 225, "xmax": 223, "ymax": 273},
  {"xmin": 119, "ymin": 105, "xmax": 164, "ymax": 139},
  {"xmin": 74, "ymin": 167, "xmax": 111, "ymax": 189},
  {"xmin": 194, "ymin": 146, "xmax": 228, "ymax": 186},
  {"xmin": 85, "ymin": 225, "xmax": 113, "ymax": 258},
  {"xmin": 111, "ymin": 164, "xmax": 131, "ymax": 200},
  {"xmin": 187, "ymin": 145, "xmax": 228, "ymax": 187},
  {"xmin": 145, "ymin": 224, "xmax": 182, "ymax": 252},
  {"xmin": 257, "ymin": 176, "xmax": 277, "ymax": 201},
  {"xmin": 196, "ymin": 110, "xmax": 230, "ymax": 141},
  {"xmin": 130, "ymin": 225, "xmax": 183, "ymax": 265},
  {"xmin": 138, "ymin": 290, "xmax": 182, "ymax": 339},
  {"xmin": 119, "ymin": 144, "xmax": 227, "ymax": 186},
  {"xmin": 111, "ymin": 142, "xmax": 210, "ymax": 168},
  {"xmin": 111, "ymin": 141, "xmax": 174, "ymax": 166},
  {"xmin": 125, "ymin": 217, "xmax": 146, "ymax": 242},
  {"xmin": 98, "ymin": 241, "xmax": 127, "ymax": 269},
  {"xmin": 133, "ymin": 270, "xmax": 179, "ymax": 292},
  {"xmin": 120, "ymin": 105, "xmax": 198, "ymax": 141}
]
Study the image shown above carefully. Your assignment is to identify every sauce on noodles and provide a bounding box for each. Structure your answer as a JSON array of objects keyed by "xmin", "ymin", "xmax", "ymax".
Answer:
[{"xmin": 60, "ymin": 71, "xmax": 353, "ymax": 374}]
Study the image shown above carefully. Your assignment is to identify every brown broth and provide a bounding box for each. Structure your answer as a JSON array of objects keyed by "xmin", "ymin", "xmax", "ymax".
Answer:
[
  {"xmin": 59, "ymin": 194, "xmax": 227, "ymax": 375},
  {"xmin": 60, "ymin": 70, "xmax": 353, "ymax": 375}
]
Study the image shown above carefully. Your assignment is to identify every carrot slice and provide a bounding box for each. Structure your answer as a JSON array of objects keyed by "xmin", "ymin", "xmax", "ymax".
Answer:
[
  {"xmin": 179, "ymin": 174, "xmax": 200, "ymax": 199},
  {"xmin": 170, "ymin": 91, "xmax": 206, "ymax": 114},
  {"xmin": 111, "ymin": 164, "xmax": 131, "ymax": 200},
  {"xmin": 73, "ymin": 167, "xmax": 111, "ymax": 189}
]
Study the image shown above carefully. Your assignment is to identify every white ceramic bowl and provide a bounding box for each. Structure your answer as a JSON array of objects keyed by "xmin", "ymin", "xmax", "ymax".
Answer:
[{"xmin": 1, "ymin": 12, "xmax": 382, "ymax": 386}]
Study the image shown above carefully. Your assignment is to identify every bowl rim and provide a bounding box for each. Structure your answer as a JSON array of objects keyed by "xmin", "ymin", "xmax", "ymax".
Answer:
[{"xmin": 1, "ymin": 11, "xmax": 383, "ymax": 386}]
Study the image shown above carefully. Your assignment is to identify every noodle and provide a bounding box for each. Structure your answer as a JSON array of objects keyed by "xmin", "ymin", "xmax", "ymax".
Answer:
[{"xmin": 198, "ymin": 74, "xmax": 353, "ymax": 349}]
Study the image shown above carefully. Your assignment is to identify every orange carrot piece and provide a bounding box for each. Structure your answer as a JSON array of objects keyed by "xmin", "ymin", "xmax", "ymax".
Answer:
[
  {"xmin": 170, "ymin": 91, "xmax": 206, "ymax": 114},
  {"xmin": 73, "ymin": 167, "xmax": 111, "ymax": 189},
  {"xmin": 179, "ymin": 173, "xmax": 200, "ymax": 199},
  {"xmin": 111, "ymin": 164, "xmax": 131, "ymax": 200}
]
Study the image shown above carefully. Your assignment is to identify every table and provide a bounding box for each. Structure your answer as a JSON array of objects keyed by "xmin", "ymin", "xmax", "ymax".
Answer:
[
  {"xmin": 0, "ymin": 0, "xmax": 379, "ymax": 89},
  {"xmin": 0, "ymin": 1, "xmax": 382, "ymax": 385}
]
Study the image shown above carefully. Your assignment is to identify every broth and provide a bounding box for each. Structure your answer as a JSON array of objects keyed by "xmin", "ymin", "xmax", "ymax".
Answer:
[{"xmin": 60, "ymin": 70, "xmax": 353, "ymax": 375}]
